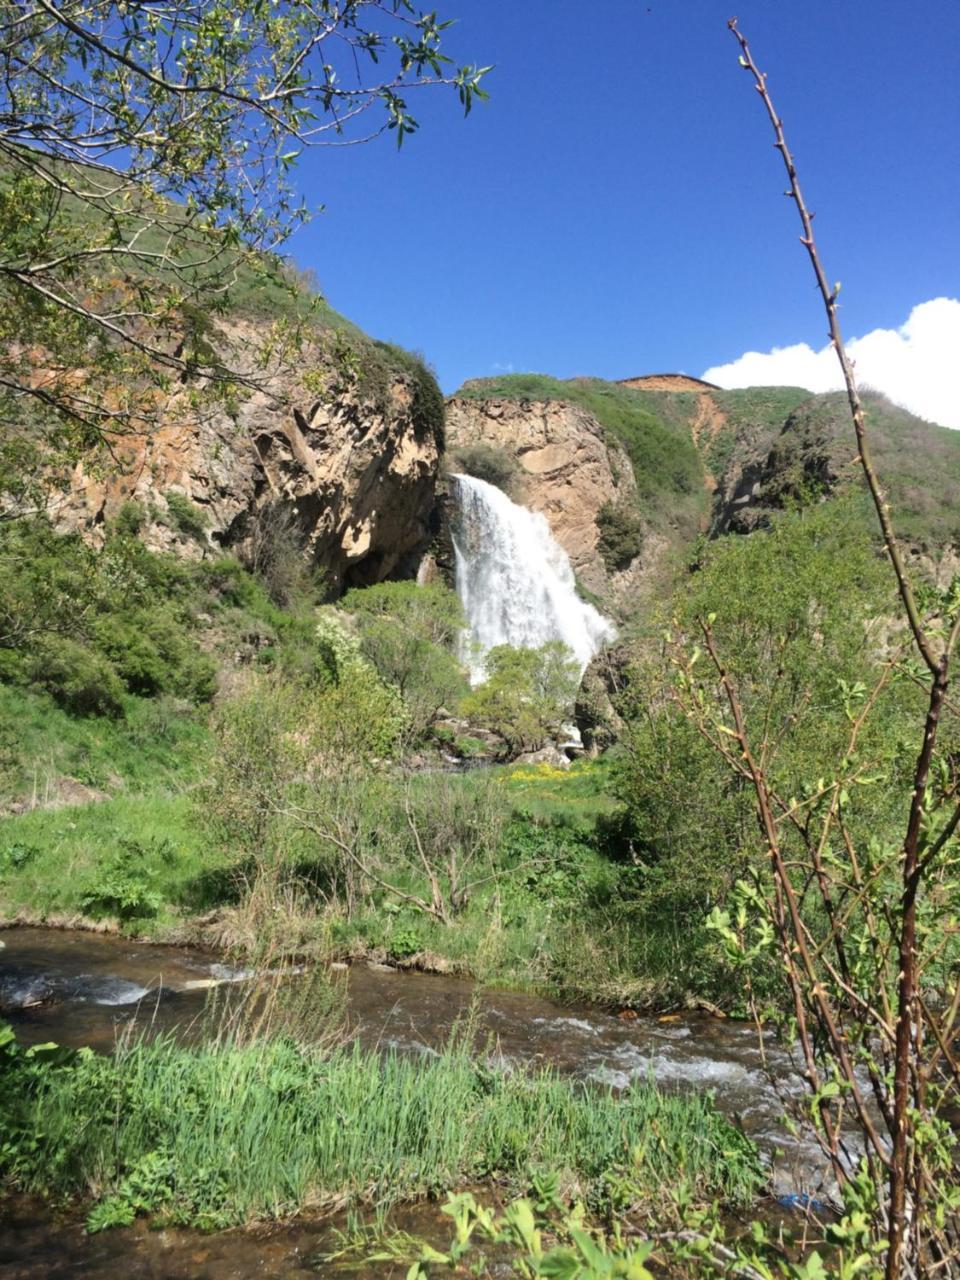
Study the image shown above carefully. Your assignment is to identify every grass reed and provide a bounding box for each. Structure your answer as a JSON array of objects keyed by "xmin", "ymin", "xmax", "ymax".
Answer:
[{"xmin": 1, "ymin": 1032, "xmax": 761, "ymax": 1230}]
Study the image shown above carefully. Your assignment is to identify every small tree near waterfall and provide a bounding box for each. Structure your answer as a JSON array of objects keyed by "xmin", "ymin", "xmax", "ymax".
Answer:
[
  {"xmin": 461, "ymin": 641, "xmax": 580, "ymax": 756},
  {"xmin": 339, "ymin": 581, "xmax": 468, "ymax": 745}
]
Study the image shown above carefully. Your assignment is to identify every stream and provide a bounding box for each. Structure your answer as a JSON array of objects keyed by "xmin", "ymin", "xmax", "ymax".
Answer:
[{"xmin": 0, "ymin": 926, "xmax": 823, "ymax": 1277}]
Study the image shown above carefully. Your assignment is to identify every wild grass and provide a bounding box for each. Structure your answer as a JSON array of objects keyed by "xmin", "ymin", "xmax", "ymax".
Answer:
[
  {"xmin": 499, "ymin": 758, "xmax": 621, "ymax": 833},
  {"xmin": 706, "ymin": 385, "xmax": 813, "ymax": 480},
  {"xmin": 0, "ymin": 1033, "xmax": 762, "ymax": 1230},
  {"xmin": 0, "ymin": 684, "xmax": 210, "ymax": 808},
  {"xmin": 0, "ymin": 750, "xmax": 711, "ymax": 1008},
  {"xmin": 784, "ymin": 391, "xmax": 960, "ymax": 547},
  {"xmin": 0, "ymin": 791, "xmax": 221, "ymax": 932}
]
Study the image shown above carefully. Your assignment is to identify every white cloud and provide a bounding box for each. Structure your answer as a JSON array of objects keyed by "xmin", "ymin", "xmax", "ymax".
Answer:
[{"xmin": 702, "ymin": 297, "xmax": 960, "ymax": 430}]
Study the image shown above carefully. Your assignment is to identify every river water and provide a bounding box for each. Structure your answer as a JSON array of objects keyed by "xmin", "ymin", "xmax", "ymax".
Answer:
[{"xmin": 0, "ymin": 926, "xmax": 824, "ymax": 1277}]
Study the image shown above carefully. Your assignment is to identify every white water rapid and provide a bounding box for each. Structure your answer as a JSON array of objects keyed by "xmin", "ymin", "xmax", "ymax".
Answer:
[{"xmin": 450, "ymin": 473, "xmax": 615, "ymax": 683}]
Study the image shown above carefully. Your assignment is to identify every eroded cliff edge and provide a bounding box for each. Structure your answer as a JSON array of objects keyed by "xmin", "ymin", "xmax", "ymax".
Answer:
[{"xmin": 45, "ymin": 319, "xmax": 444, "ymax": 593}]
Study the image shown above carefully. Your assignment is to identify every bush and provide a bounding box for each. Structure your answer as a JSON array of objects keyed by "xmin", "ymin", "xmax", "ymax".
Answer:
[
  {"xmin": 240, "ymin": 502, "xmax": 322, "ymax": 607},
  {"xmin": 595, "ymin": 500, "xmax": 644, "ymax": 571},
  {"xmin": 609, "ymin": 498, "xmax": 926, "ymax": 1004},
  {"xmin": 111, "ymin": 500, "xmax": 146, "ymax": 538},
  {"xmin": 338, "ymin": 582, "xmax": 467, "ymax": 743},
  {"xmin": 79, "ymin": 842, "xmax": 164, "ymax": 921},
  {"xmin": 449, "ymin": 442, "xmax": 517, "ymax": 494},
  {"xmin": 28, "ymin": 636, "xmax": 125, "ymax": 717},
  {"xmin": 95, "ymin": 610, "xmax": 217, "ymax": 703},
  {"xmin": 0, "ymin": 522, "xmax": 304, "ymax": 733},
  {"xmin": 461, "ymin": 642, "xmax": 580, "ymax": 756},
  {"xmin": 388, "ymin": 923, "xmax": 423, "ymax": 959},
  {"xmin": 163, "ymin": 491, "xmax": 209, "ymax": 541}
]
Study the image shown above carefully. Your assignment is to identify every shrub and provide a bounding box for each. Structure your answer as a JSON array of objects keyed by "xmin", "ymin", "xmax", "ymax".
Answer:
[
  {"xmin": 240, "ymin": 502, "xmax": 321, "ymax": 607},
  {"xmin": 28, "ymin": 636, "xmax": 125, "ymax": 718},
  {"xmin": 340, "ymin": 580, "xmax": 464, "ymax": 647},
  {"xmin": 461, "ymin": 642, "xmax": 580, "ymax": 756},
  {"xmin": 111, "ymin": 500, "xmax": 146, "ymax": 538},
  {"xmin": 449, "ymin": 442, "xmax": 517, "ymax": 494},
  {"xmin": 595, "ymin": 500, "xmax": 644, "ymax": 571},
  {"xmin": 338, "ymin": 582, "xmax": 467, "ymax": 744},
  {"xmin": 79, "ymin": 842, "xmax": 164, "ymax": 920},
  {"xmin": 163, "ymin": 491, "xmax": 209, "ymax": 541},
  {"xmin": 95, "ymin": 610, "xmax": 217, "ymax": 703},
  {"xmin": 388, "ymin": 923, "xmax": 423, "ymax": 960}
]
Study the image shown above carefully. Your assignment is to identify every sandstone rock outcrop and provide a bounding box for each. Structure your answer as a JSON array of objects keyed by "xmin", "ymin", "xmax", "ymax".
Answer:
[
  {"xmin": 48, "ymin": 320, "xmax": 441, "ymax": 591},
  {"xmin": 445, "ymin": 396, "xmax": 636, "ymax": 601}
]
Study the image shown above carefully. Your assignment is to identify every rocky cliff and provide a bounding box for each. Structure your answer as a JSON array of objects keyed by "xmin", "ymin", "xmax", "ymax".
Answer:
[
  {"xmin": 445, "ymin": 394, "xmax": 638, "ymax": 601},
  {"xmin": 47, "ymin": 320, "xmax": 443, "ymax": 592}
]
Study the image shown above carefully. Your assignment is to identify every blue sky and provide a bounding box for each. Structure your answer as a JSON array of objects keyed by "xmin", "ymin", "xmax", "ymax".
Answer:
[{"xmin": 286, "ymin": 1, "xmax": 960, "ymax": 421}]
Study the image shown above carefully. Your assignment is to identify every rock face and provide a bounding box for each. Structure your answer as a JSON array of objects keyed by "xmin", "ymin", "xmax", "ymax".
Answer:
[
  {"xmin": 575, "ymin": 645, "xmax": 629, "ymax": 755},
  {"xmin": 50, "ymin": 320, "xmax": 441, "ymax": 591},
  {"xmin": 445, "ymin": 396, "xmax": 636, "ymax": 600}
]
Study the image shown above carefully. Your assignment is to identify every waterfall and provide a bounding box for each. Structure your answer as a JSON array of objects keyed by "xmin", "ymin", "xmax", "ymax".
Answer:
[{"xmin": 450, "ymin": 473, "xmax": 615, "ymax": 683}]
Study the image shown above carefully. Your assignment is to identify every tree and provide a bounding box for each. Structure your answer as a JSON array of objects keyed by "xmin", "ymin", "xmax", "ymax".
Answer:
[
  {"xmin": 666, "ymin": 23, "xmax": 960, "ymax": 1277},
  {"xmin": 461, "ymin": 641, "xmax": 580, "ymax": 756},
  {"xmin": 0, "ymin": 2, "xmax": 489, "ymax": 499},
  {"xmin": 339, "ymin": 580, "xmax": 468, "ymax": 742}
]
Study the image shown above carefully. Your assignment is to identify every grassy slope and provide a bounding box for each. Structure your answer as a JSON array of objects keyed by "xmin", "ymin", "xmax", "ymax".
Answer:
[
  {"xmin": 704, "ymin": 386, "xmax": 960, "ymax": 548},
  {"xmin": 708, "ymin": 386, "xmax": 813, "ymax": 479},
  {"xmin": 0, "ymin": 791, "xmax": 221, "ymax": 930},
  {"xmin": 0, "ymin": 684, "xmax": 209, "ymax": 801},
  {"xmin": 1, "ymin": 748, "xmax": 728, "ymax": 1011},
  {"xmin": 777, "ymin": 391, "xmax": 960, "ymax": 547},
  {"xmin": 0, "ymin": 529, "xmax": 324, "ymax": 931},
  {"xmin": 0, "ymin": 757, "xmax": 621, "ymax": 981}
]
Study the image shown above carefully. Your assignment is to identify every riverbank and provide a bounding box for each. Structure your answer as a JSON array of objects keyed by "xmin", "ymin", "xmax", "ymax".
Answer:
[
  {"xmin": 0, "ymin": 926, "xmax": 823, "ymax": 1193},
  {"xmin": 0, "ymin": 755, "xmax": 735, "ymax": 1014},
  {"xmin": 0, "ymin": 924, "xmax": 828, "ymax": 1277}
]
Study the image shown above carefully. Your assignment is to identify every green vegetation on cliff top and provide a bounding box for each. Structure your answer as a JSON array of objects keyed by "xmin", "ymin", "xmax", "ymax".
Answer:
[{"xmin": 775, "ymin": 391, "xmax": 960, "ymax": 547}]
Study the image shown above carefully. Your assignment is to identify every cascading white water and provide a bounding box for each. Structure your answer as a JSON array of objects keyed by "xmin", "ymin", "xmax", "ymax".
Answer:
[{"xmin": 450, "ymin": 473, "xmax": 615, "ymax": 683}]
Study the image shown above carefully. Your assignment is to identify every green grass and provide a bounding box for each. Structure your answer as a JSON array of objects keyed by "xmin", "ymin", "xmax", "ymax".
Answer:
[
  {"xmin": 500, "ymin": 758, "xmax": 621, "ymax": 833},
  {"xmin": 0, "ymin": 737, "xmax": 728, "ymax": 1008},
  {"xmin": 708, "ymin": 386, "xmax": 813, "ymax": 480},
  {"xmin": 0, "ymin": 684, "xmax": 210, "ymax": 805},
  {"xmin": 781, "ymin": 392, "xmax": 960, "ymax": 547},
  {"xmin": 0, "ymin": 1032, "xmax": 762, "ymax": 1229},
  {"xmin": 704, "ymin": 387, "xmax": 960, "ymax": 548},
  {"xmin": 713, "ymin": 386, "xmax": 814, "ymax": 435},
  {"xmin": 0, "ymin": 791, "xmax": 221, "ymax": 931}
]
